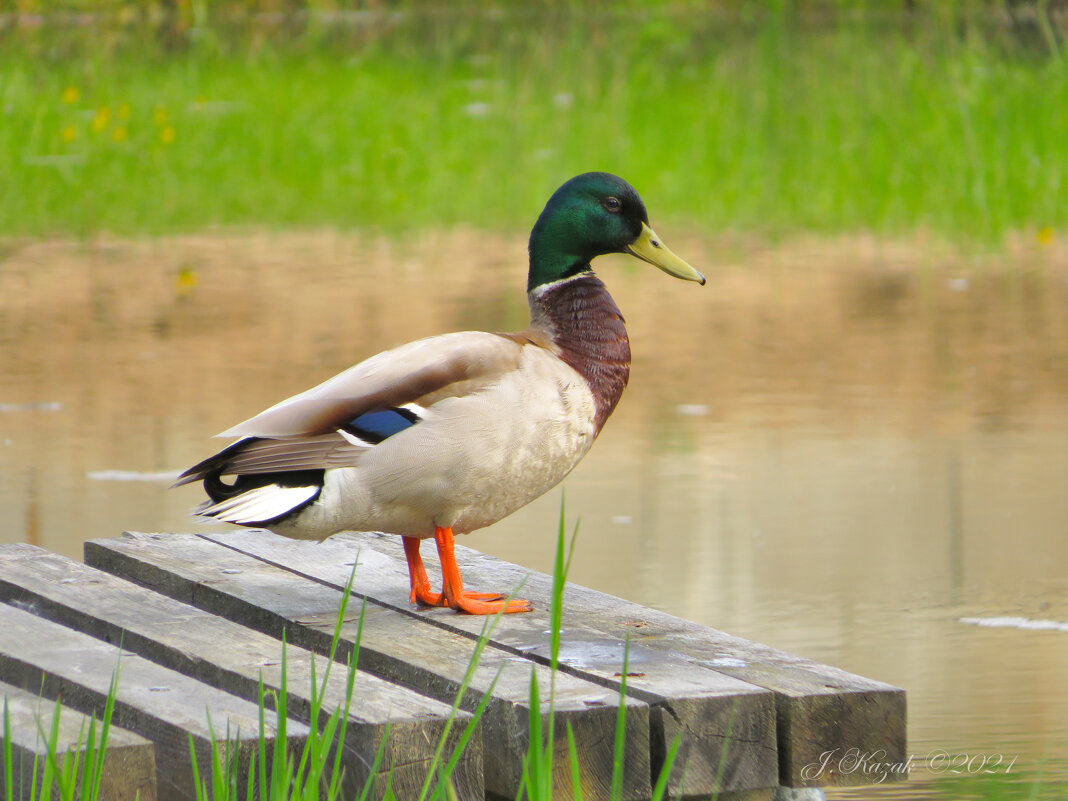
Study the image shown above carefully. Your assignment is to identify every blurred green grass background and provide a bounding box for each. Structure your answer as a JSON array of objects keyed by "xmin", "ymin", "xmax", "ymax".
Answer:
[{"xmin": 1, "ymin": 1, "xmax": 1065, "ymax": 241}]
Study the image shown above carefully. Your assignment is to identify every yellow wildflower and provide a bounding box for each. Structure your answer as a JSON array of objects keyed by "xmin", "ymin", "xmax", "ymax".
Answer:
[
  {"xmin": 62, "ymin": 125, "xmax": 77, "ymax": 142},
  {"xmin": 61, "ymin": 86, "xmax": 80, "ymax": 104},
  {"xmin": 160, "ymin": 126, "xmax": 176, "ymax": 145},
  {"xmin": 175, "ymin": 266, "xmax": 198, "ymax": 298},
  {"xmin": 117, "ymin": 103, "xmax": 131, "ymax": 120},
  {"xmin": 90, "ymin": 107, "xmax": 110, "ymax": 133},
  {"xmin": 1037, "ymin": 227, "xmax": 1054, "ymax": 246},
  {"xmin": 112, "ymin": 125, "xmax": 128, "ymax": 143},
  {"xmin": 153, "ymin": 106, "xmax": 167, "ymax": 126}
]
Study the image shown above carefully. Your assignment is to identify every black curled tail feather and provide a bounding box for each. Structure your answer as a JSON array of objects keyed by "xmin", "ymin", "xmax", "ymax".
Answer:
[
  {"xmin": 171, "ymin": 436, "xmax": 262, "ymax": 489},
  {"xmin": 173, "ymin": 436, "xmax": 327, "ymax": 495},
  {"xmin": 204, "ymin": 467, "xmax": 327, "ymax": 503},
  {"xmin": 173, "ymin": 435, "xmax": 327, "ymax": 526}
]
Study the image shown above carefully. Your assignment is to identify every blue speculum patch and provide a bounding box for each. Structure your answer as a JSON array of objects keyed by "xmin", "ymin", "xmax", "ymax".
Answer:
[{"xmin": 345, "ymin": 408, "xmax": 419, "ymax": 443}]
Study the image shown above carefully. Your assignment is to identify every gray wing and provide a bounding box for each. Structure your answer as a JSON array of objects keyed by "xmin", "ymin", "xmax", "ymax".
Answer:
[{"xmin": 174, "ymin": 331, "xmax": 526, "ymax": 484}]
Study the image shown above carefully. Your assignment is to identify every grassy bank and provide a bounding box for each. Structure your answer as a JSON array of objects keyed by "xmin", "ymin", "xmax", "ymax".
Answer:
[{"xmin": 0, "ymin": 7, "xmax": 1065, "ymax": 241}]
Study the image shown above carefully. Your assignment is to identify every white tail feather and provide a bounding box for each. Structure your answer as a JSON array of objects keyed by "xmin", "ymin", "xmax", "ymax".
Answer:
[{"xmin": 197, "ymin": 484, "xmax": 319, "ymax": 525}]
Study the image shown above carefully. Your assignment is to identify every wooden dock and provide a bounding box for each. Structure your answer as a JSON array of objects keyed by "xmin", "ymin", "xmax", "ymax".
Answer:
[{"xmin": 0, "ymin": 531, "xmax": 906, "ymax": 800}]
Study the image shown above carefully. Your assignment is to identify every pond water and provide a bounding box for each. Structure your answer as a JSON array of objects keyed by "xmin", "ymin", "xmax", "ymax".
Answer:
[{"xmin": 2, "ymin": 230, "xmax": 1067, "ymax": 798}]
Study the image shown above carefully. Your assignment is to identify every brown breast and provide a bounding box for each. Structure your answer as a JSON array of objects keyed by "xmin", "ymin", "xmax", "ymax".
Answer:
[{"xmin": 522, "ymin": 274, "xmax": 631, "ymax": 434}]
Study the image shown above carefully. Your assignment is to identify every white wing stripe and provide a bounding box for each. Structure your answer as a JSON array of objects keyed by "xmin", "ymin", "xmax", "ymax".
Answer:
[{"xmin": 338, "ymin": 429, "xmax": 373, "ymax": 447}]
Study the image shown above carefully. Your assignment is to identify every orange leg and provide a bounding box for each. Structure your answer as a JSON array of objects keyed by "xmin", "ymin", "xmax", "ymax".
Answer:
[
  {"xmin": 403, "ymin": 536, "xmax": 443, "ymax": 606},
  {"xmin": 403, "ymin": 534, "xmax": 506, "ymax": 608},
  {"xmin": 434, "ymin": 526, "xmax": 533, "ymax": 615}
]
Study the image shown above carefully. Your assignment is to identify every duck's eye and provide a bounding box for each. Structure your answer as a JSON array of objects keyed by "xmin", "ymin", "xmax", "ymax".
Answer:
[{"xmin": 603, "ymin": 196, "xmax": 622, "ymax": 213}]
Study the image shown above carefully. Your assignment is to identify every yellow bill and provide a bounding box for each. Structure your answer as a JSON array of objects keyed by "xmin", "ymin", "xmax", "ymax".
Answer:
[{"xmin": 626, "ymin": 222, "xmax": 705, "ymax": 285}]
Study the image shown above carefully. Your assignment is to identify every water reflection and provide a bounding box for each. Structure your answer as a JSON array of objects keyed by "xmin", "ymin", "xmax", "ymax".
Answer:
[{"xmin": 2, "ymin": 231, "xmax": 1067, "ymax": 797}]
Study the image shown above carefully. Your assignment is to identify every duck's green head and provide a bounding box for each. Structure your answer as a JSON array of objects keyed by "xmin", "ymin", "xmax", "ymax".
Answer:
[{"xmin": 527, "ymin": 172, "xmax": 705, "ymax": 292}]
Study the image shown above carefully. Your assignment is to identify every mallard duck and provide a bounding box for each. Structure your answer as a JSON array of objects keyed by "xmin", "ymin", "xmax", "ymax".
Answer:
[{"xmin": 175, "ymin": 173, "xmax": 704, "ymax": 614}]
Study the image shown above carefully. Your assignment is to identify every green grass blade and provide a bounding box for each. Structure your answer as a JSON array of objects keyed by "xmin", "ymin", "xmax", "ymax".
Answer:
[
  {"xmin": 354, "ymin": 721, "xmax": 391, "ymax": 801},
  {"xmin": 273, "ymin": 632, "xmax": 290, "ymax": 796},
  {"xmin": 649, "ymin": 732, "xmax": 683, "ymax": 801},
  {"xmin": 711, "ymin": 699, "xmax": 738, "ymax": 797},
  {"xmin": 521, "ymin": 665, "xmax": 543, "ymax": 801},
  {"xmin": 36, "ymin": 697, "xmax": 64, "ymax": 801},
  {"xmin": 86, "ymin": 659, "xmax": 121, "ymax": 801},
  {"xmin": 3, "ymin": 697, "xmax": 14, "ymax": 801},
  {"xmin": 550, "ymin": 497, "xmax": 568, "ymax": 675},
  {"xmin": 324, "ymin": 564, "xmax": 365, "ymax": 799},
  {"xmin": 244, "ymin": 745, "xmax": 256, "ymax": 801},
  {"xmin": 187, "ymin": 732, "xmax": 205, "ymax": 801},
  {"xmin": 565, "ymin": 722, "xmax": 584, "ymax": 801},
  {"xmin": 257, "ymin": 677, "xmax": 268, "ymax": 801},
  {"xmin": 209, "ymin": 716, "xmax": 223, "ymax": 799},
  {"xmin": 327, "ymin": 604, "xmax": 364, "ymax": 799},
  {"xmin": 78, "ymin": 715, "xmax": 97, "ymax": 801},
  {"xmin": 518, "ymin": 498, "xmax": 582, "ymax": 801},
  {"xmin": 610, "ymin": 635, "xmax": 630, "ymax": 801},
  {"xmin": 440, "ymin": 662, "xmax": 503, "ymax": 786},
  {"xmin": 417, "ymin": 608, "xmax": 506, "ymax": 801}
]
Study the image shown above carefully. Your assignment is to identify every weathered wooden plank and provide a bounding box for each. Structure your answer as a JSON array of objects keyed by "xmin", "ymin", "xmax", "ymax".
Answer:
[
  {"xmin": 333, "ymin": 530, "xmax": 908, "ymax": 788},
  {"xmin": 0, "ymin": 543, "xmax": 482, "ymax": 801},
  {"xmin": 0, "ymin": 679, "xmax": 157, "ymax": 801},
  {"xmin": 85, "ymin": 533, "xmax": 658, "ymax": 801},
  {"xmin": 85, "ymin": 534, "xmax": 683, "ymax": 801},
  {"xmin": 0, "ymin": 602, "xmax": 307, "ymax": 801},
  {"xmin": 195, "ymin": 528, "xmax": 902, "ymax": 787},
  {"xmin": 89, "ymin": 532, "xmax": 780, "ymax": 797},
  {"xmin": 202, "ymin": 530, "xmax": 781, "ymax": 796},
  {"xmin": 203, "ymin": 530, "xmax": 783, "ymax": 794}
]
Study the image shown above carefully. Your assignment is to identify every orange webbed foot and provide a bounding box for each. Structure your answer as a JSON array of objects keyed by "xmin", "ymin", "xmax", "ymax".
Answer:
[
  {"xmin": 434, "ymin": 525, "xmax": 533, "ymax": 615},
  {"xmin": 403, "ymin": 529, "xmax": 534, "ymax": 615},
  {"xmin": 409, "ymin": 586, "xmax": 525, "ymax": 612},
  {"xmin": 409, "ymin": 586, "xmax": 444, "ymax": 607},
  {"xmin": 448, "ymin": 591, "xmax": 534, "ymax": 615}
]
